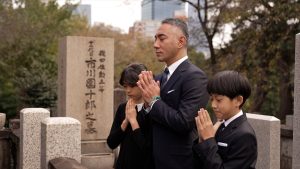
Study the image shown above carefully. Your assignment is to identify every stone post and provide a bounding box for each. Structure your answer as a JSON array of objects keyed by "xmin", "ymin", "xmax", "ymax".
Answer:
[
  {"xmin": 247, "ymin": 113, "xmax": 280, "ymax": 169},
  {"xmin": 20, "ymin": 108, "xmax": 50, "ymax": 169},
  {"xmin": 41, "ymin": 117, "xmax": 81, "ymax": 169},
  {"xmin": 293, "ymin": 33, "xmax": 300, "ymax": 169}
]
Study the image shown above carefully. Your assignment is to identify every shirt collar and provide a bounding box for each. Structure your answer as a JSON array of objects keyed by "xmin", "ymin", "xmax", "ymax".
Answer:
[
  {"xmin": 224, "ymin": 110, "xmax": 243, "ymax": 127},
  {"xmin": 136, "ymin": 103, "xmax": 143, "ymax": 112},
  {"xmin": 166, "ymin": 56, "xmax": 188, "ymax": 78}
]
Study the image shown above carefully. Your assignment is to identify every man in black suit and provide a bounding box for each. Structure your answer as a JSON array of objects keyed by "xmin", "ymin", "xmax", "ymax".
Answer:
[{"xmin": 137, "ymin": 18, "xmax": 209, "ymax": 169}]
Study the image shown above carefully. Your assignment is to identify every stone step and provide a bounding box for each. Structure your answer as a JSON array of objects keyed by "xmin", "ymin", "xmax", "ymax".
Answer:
[
  {"xmin": 81, "ymin": 153, "xmax": 114, "ymax": 169},
  {"xmin": 81, "ymin": 140, "xmax": 112, "ymax": 154}
]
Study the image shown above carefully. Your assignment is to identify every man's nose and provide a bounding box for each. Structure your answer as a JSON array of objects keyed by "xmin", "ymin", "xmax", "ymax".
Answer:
[{"xmin": 153, "ymin": 40, "xmax": 159, "ymax": 48}]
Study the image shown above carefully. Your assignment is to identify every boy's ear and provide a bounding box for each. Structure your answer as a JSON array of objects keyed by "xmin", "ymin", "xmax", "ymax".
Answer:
[{"xmin": 235, "ymin": 95, "xmax": 244, "ymax": 108}]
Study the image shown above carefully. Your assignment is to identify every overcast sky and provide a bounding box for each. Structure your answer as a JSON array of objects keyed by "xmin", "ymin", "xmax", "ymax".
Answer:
[{"xmin": 58, "ymin": 0, "xmax": 142, "ymax": 33}]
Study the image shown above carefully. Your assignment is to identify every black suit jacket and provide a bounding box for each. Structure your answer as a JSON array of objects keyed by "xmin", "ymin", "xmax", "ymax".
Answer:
[
  {"xmin": 193, "ymin": 113, "xmax": 257, "ymax": 169},
  {"xmin": 107, "ymin": 102, "xmax": 153, "ymax": 169},
  {"xmin": 150, "ymin": 60, "xmax": 209, "ymax": 169}
]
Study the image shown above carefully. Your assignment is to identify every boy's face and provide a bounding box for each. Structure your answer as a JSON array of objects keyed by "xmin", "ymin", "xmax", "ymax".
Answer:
[
  {"xmin": 210, "ymin": 94, "xmax": 242, "ymax": 120},
  {"xmin": 123, "ymin": 85, "xmax": 143, "ymax": 103}
]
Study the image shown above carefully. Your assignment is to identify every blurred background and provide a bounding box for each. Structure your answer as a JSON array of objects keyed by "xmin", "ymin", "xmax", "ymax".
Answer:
[{"xmin": 0, "ymin": 0, "xmax": 299, "ymax": 124}]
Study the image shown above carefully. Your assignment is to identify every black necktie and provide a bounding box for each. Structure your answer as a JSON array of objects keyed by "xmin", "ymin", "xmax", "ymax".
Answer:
[
  {"xmin": 216, "ymin": 122, "xmax": 225, "ymax": 139},
  {"xmin": 160, "ymin": 67, "xmax": 169, "ymax": 86},
  {"xmin": 220, "ymin": 123, "xmax": 225, "ymax": 131}
]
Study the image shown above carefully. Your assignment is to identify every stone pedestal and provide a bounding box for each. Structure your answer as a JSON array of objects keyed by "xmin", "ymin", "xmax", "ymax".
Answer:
[
  {"xmin": 20, "ymin": 108, "xmax": 50, "ymax": 169},
  {"xmin": 41, "ymin": 117, "xmax": 81, "ymax": 169},
  {"xmin": 247, "ymin": 113, "xmax": 280, "ymax": 169},
  {"xmin": 81, "ymin": 140, "xmax": 112, "ymax": 154},
  {"xmin": 81, "ymin": 153, "xmax": 114, "ymax": 169}
]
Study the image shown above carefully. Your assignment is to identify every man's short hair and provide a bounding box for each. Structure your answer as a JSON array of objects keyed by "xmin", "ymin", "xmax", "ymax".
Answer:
[{"xmin": 162, "ymin": 18, "xmax": 189, "ymax": 44}]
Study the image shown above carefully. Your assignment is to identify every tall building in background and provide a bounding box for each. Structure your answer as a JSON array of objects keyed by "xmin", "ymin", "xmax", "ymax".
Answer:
[
  {"xmin": 73, "ymin": 4, "xmax": 92, "ymax": 25},
  {"xmin": 141, "ymin": 0, "xmax": 186, "ymax": 21},
  {"xmin": 131, "ymin": 0, "xmax": 187, "ymax": 38}
]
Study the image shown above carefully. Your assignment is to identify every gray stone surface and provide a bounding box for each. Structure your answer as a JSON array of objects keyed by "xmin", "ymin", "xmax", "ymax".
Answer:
[
  {"xmin": 281, "ymin": 131, "xmax": 293, "ymax": 169},
  {"xmin": 293, "ymin": 33, "xmax": 300, "ymax": 169},
  {"xmin": 247, "ymin": 113, "xmax": 280, "ymax": 169},
  {"xmin": 81, "ymin": 153, "xmax": 114, "ymax": 169},
  {"xmin": 41, "ymin": 117, "xmax": 81, "ymax": 169},
  {"xmin": 57, "ymin": 36, "xmax": 115, "ymax": 169},
  {"xmin": 20, "ymin": 108, "xmax": 50, "ymax": 169},
  {"xmin": 81, "ymin": 140, "xmax": 112, "ymax": 154},
  {"xmin": 57, "ymin": 36, "xmax": 114, "ymax": 141},
  {"xmin": 285, "ymin": 115, "xmax": 293, "ymax": 129}
]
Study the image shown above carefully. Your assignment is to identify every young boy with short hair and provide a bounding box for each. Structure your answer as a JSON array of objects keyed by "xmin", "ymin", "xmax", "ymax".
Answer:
[{"xmin": 193, "ymin": 70, "xmax": 257, "ymax": 169}]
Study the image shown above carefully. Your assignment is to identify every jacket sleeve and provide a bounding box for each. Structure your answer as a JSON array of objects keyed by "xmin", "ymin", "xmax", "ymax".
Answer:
[
  {"xmin": 193, "ymin": 133, "xmax": 257, "ymax": 169},
  {"xmin": 106, "ymin": 104, "xmax": 127, "ymax": 149},
  {"xmin": 130, "ymin": 111, "xmax": 152, "ymax": 152}
]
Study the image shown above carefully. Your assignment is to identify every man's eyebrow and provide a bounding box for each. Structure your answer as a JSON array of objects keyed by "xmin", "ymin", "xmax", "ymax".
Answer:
[{"xmin": 155, "ymin": 34, "xmax": 167, "ymax": 39}]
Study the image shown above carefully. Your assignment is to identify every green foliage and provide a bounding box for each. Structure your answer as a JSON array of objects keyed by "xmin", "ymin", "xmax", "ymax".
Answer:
[
  {"xmin": 0, "ymin": 0, "xmax": 87, "ymax": 118},
  {"xmin": 187, "ymin": 46, "xmax": 211, "ymax": 75},
  {"xmin": 184, "ymin": 0, "xmax": 299, "ymax": 119},
  {"xmin": 217, "ymin": 0, "xmax": 300, "ymax": 118}
]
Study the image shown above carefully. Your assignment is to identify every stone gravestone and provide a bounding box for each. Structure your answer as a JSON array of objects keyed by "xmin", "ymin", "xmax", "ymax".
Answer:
[
  {"xmin": 57, "ymin": 36, "xmax": 114, "ymax": 169},
  {"xmin": 293, "ymin": 33, "xmax": 300, "ymax": 169}
]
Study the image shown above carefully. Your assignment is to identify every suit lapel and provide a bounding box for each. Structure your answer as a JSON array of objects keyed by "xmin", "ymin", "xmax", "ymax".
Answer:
[{"xmin": 161, "ymin": 60, "xmax": 190, "ymax": 92}]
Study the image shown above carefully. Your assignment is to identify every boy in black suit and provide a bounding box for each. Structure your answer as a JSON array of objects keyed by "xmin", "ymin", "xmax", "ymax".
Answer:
[{"xmin": 193, "ymin": 70, "xmax": 257, "ymax": 169}]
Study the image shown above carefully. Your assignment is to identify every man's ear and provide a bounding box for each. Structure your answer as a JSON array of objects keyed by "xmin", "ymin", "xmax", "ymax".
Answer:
[{"xmin": 178, "ymin": 36, "xmax": 186, "ymax": 48}]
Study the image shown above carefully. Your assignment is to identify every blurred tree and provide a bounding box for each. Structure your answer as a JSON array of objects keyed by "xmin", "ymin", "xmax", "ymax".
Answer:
[
  {"xmin": 181, "ymin": 0, "xmax": 239, "ymax": 74},
  {"xmin": 177, "ymin": 0, "xmax": 300, "ymax": 119},
  {"xmin": 218, "ymin": 0, "xmax": 300, "ymax": 119},
  {"xmin": 0, "ymin": 0, "xmax": 87, "ymax": 118}
]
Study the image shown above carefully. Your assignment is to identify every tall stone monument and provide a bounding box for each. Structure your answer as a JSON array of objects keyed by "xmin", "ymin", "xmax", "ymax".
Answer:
[
  {"xmin": 57, "ymin": 36, "xmax": 114, "ymax": 168},
  {"xmin": 293, "ymin": 33, "xmax": 300, "ymax": 169}
]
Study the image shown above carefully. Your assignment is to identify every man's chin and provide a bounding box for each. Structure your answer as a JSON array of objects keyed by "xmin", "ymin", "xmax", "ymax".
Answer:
[{"xmin": 156, "ymin": 56, "xmax": 165, "ymax": 62}]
